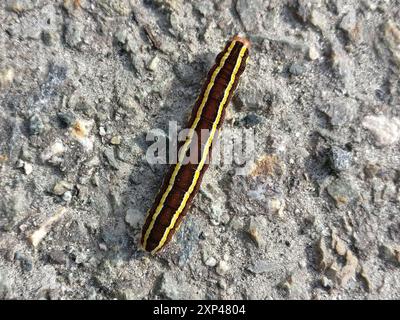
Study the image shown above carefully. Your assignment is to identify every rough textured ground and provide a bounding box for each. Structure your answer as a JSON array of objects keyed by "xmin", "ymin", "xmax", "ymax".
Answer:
[{"xmin": 1, "ymin": 0, "xmax": 400, "ymax": 300}]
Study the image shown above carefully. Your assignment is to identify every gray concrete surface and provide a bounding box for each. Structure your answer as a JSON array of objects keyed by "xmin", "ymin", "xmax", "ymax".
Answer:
[{"xmin": 0, "ymin": 0, "xmax": 399, "ymax": 299}]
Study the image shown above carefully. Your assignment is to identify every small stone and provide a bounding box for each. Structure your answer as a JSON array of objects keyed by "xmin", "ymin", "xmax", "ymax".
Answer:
[
  {"xmin": 53, "ymin": 180, "xmax": 73, "ymax": 196},
  {"xmin": 42, "ymin": 30, "xmax": 57, "ymax": 46},
  {"xmin": 91, "ymin": 174, "xmax": 100, "ymax": 186},
  {"xmin": 20, "ymin": 145, "xmax": 34, "ymax": 162},
  {"xmin": 28, "ymin": 207, "xmax": 67, "ymax": 247},
  {"xmin": 247, "ymin": 184, "xmax": 267, "ymax": 201},
  {"xmin": 0, "ymin": 67, "xmax": 14, "ymax": 88},
  {"xmin": 326, "ymin": 178, "xmax": 358, "ymax": 207},
  {"xmin": 65, "ymin": 20, "xmax": 84, "ymax": 48},
  {"xmin": 321, "ymin": 276, "xmax": 332, "ymax": 288},
  {"xmin": 104, "ymin": 148, "xmax": 119, "ymax": 170},
  {"xmin": 29, "ymin": 114, "xmax": 44, "ymax": 135},
  {"xmin": 218, "ymin": 279, "xmax": 227, "ymax": 290},
  {"xmin": 62, "ymin": 191, "xmax": 73, "ymax": 202},
  {"xmin": 76, "ymin": 184, "xmax": 89, "ymax": 202},
  {"xmin": 216, "ymin": 260, "xmax": 230, "ymax": 275},
  {"xmin": 330, "ymin": 147, "xmax": 352, "ymax": 172},
  {"xmin": 206, "ymin": 199, "xmax": 225, "ymax": 226},
  {"xmin": 335, "ymin": 241, "xmax": 347, "ymax": 257},
  {"xmin": 16, "ymin": 159, "xmax": 24, "ymax": 169},
  {"xmin": 169, "ymin": 13, "xmax": 182, "ymax": 36},
  {"xmin": 362, "ymin": 115, "xmax": 400, "ymax": 147},
  {"xmin": 115, "ymin": 29, "xmax": 129, "ymax": 45},
  {"xmin": 71, "ymin": 119, "xmax": 91, "ymax": 139},
  {"xmin": 339, "ymin": 9, "xmax": 359, "ymax": 43},
  {"xmin": 308, "ymin": 46, "xmax": 320, "ymax": 60},
  {"xmin": 230, "ymin": 217, "xmax": 244, "ymax": 230},
  {"xmin": 204, "ymin": 256, "xmax": 217, "ymax": 267},
  {"xmin": 147, "ymin": 56, "xmax": 160, "ymax": 71},
  {"xmin": 23, "ymin": 162, "xmax": 33, "ymax": 175},
  {"xmin": 110, "ymin": 136, "xmax": 122, "ymax": 145},
  {"xmin": 310, "ymin": 9, "xmax": 328, "ymax": 31},
  {"xmin": 375, "ymin": 88, "xmax": 387, "ymax": 102},
  {"xmin": 125, "ymin": 208, "xmax": 141, "ymax": 228},
  {"xmin": 109, "ymin": 191, "xmax": 121, "ymax": 211},
  {"xmin": 379, "ymin": 244, "xmax": 400, "ymax": 266},
  {"xmin": 115, "ymin": 29, "xmax": 143, "ymax": 74},
  {"xmin": 268, "ymin": 198, "xmax": 285, "ymax": 217},
  {"xmin": 99, "ymin": 126, "xmax": 106, "ymax": 136},
  {"xmin": 331, "ymin": 45, "xmax": 347, "ymax": 80},
  {"xmin": 241, "ymin": 113, "xmax": 262, "ymax": 128},
  {"xmin": 289, "ymin": 62, "xmax": 305, "ymax": 76},
  {"xmin": 219, "ymin": 213, "xmax": 230, "ymax": 225},
  {"xmin": 332, "ymin": 233, "xmax": 347, "ymax": 256},
  {"xmin": 317, "ymin": 98, "xmax": 356, "ymax": 127},
  {"xmin": 70, "ymin": 119, "xmax": 94, "ymax": 152},
  {"xmin": 247, "ymin": 217, "xmax": 265, "ymax": 248},
  {"xmin": 74, "ymin": 251, "xmax": 88, "ymax": 265},
  {"xmin": 48, "ymin": 250, "xmax": 66, "ymax": 265},
  {"xmin": 99, "ymin": 243, "xmax": 108, "ymax": 251},
  {"xmin": 117, "ymin": 94, "xmax": 138, "ymax": 110},
  {"xmin": 316, "ymin": 237, "xmax": 334, "ymax": 271},
  {"xmin": 41, "ymin": 141, "xmax": 65, "ymax": 163}
]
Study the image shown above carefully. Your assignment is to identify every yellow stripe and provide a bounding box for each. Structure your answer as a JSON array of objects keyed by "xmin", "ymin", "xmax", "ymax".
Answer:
[
  {"xmin": 151, "ymin": 45, "xmax": 248, "ymax": 253},
  {"xmin": 142, "ymin": 41, "xmax": 238, "ymax": 250}
]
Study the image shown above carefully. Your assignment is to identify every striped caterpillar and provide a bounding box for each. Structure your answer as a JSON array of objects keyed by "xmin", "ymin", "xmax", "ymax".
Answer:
[{"xmin": 141, "ymin": 35, "xmax": 250, "ymax": 254}]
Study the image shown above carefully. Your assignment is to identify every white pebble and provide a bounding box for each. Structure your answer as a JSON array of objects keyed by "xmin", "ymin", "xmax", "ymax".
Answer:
[
  {"xmin": 62, "ymin": 191, "xmax": 72, "ymax": 202},
  {"xmin": 308, "ymin": 46, "xmax": 320, "ymax": 60},
  {"xmin": 147, "ymin": 56, "xmax": 160, "ymax": 71},
  {"xmin": 41, "ymin": 141, "xmax": 65, "ymax": 162},
  {"xmin": 216, "ymin": 261, "xmax": 230, "ymax": 275},
  {"xmin": 205, "ymin": 257, "xmax": 217, "ymax": 267},
  {"xmin": 268, "ymin": 198, "xmax": 285, "ymax": 217},
  {"xmin": 99, "ymin": 126, "xmax": 106, "ymax": 136},
  {"xmin": 24, "ymin": 162, "xmax": 33, "ymax": 175},
  {"xmin": 363, "ymin": 115, "xmax": 400, "ymax": 146},
  {"xmin": 0, "ymin": 67, "xmax": 14, "ymax": 88},
  {"xmin": 218, "ymin": 279, "xmax": 227, "ymax": 290}
]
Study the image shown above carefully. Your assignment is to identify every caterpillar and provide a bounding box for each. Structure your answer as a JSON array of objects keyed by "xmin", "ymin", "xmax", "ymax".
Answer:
[{"xmin": 141, "ymin": 35, "xmax": 250, "ymax": 254}]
